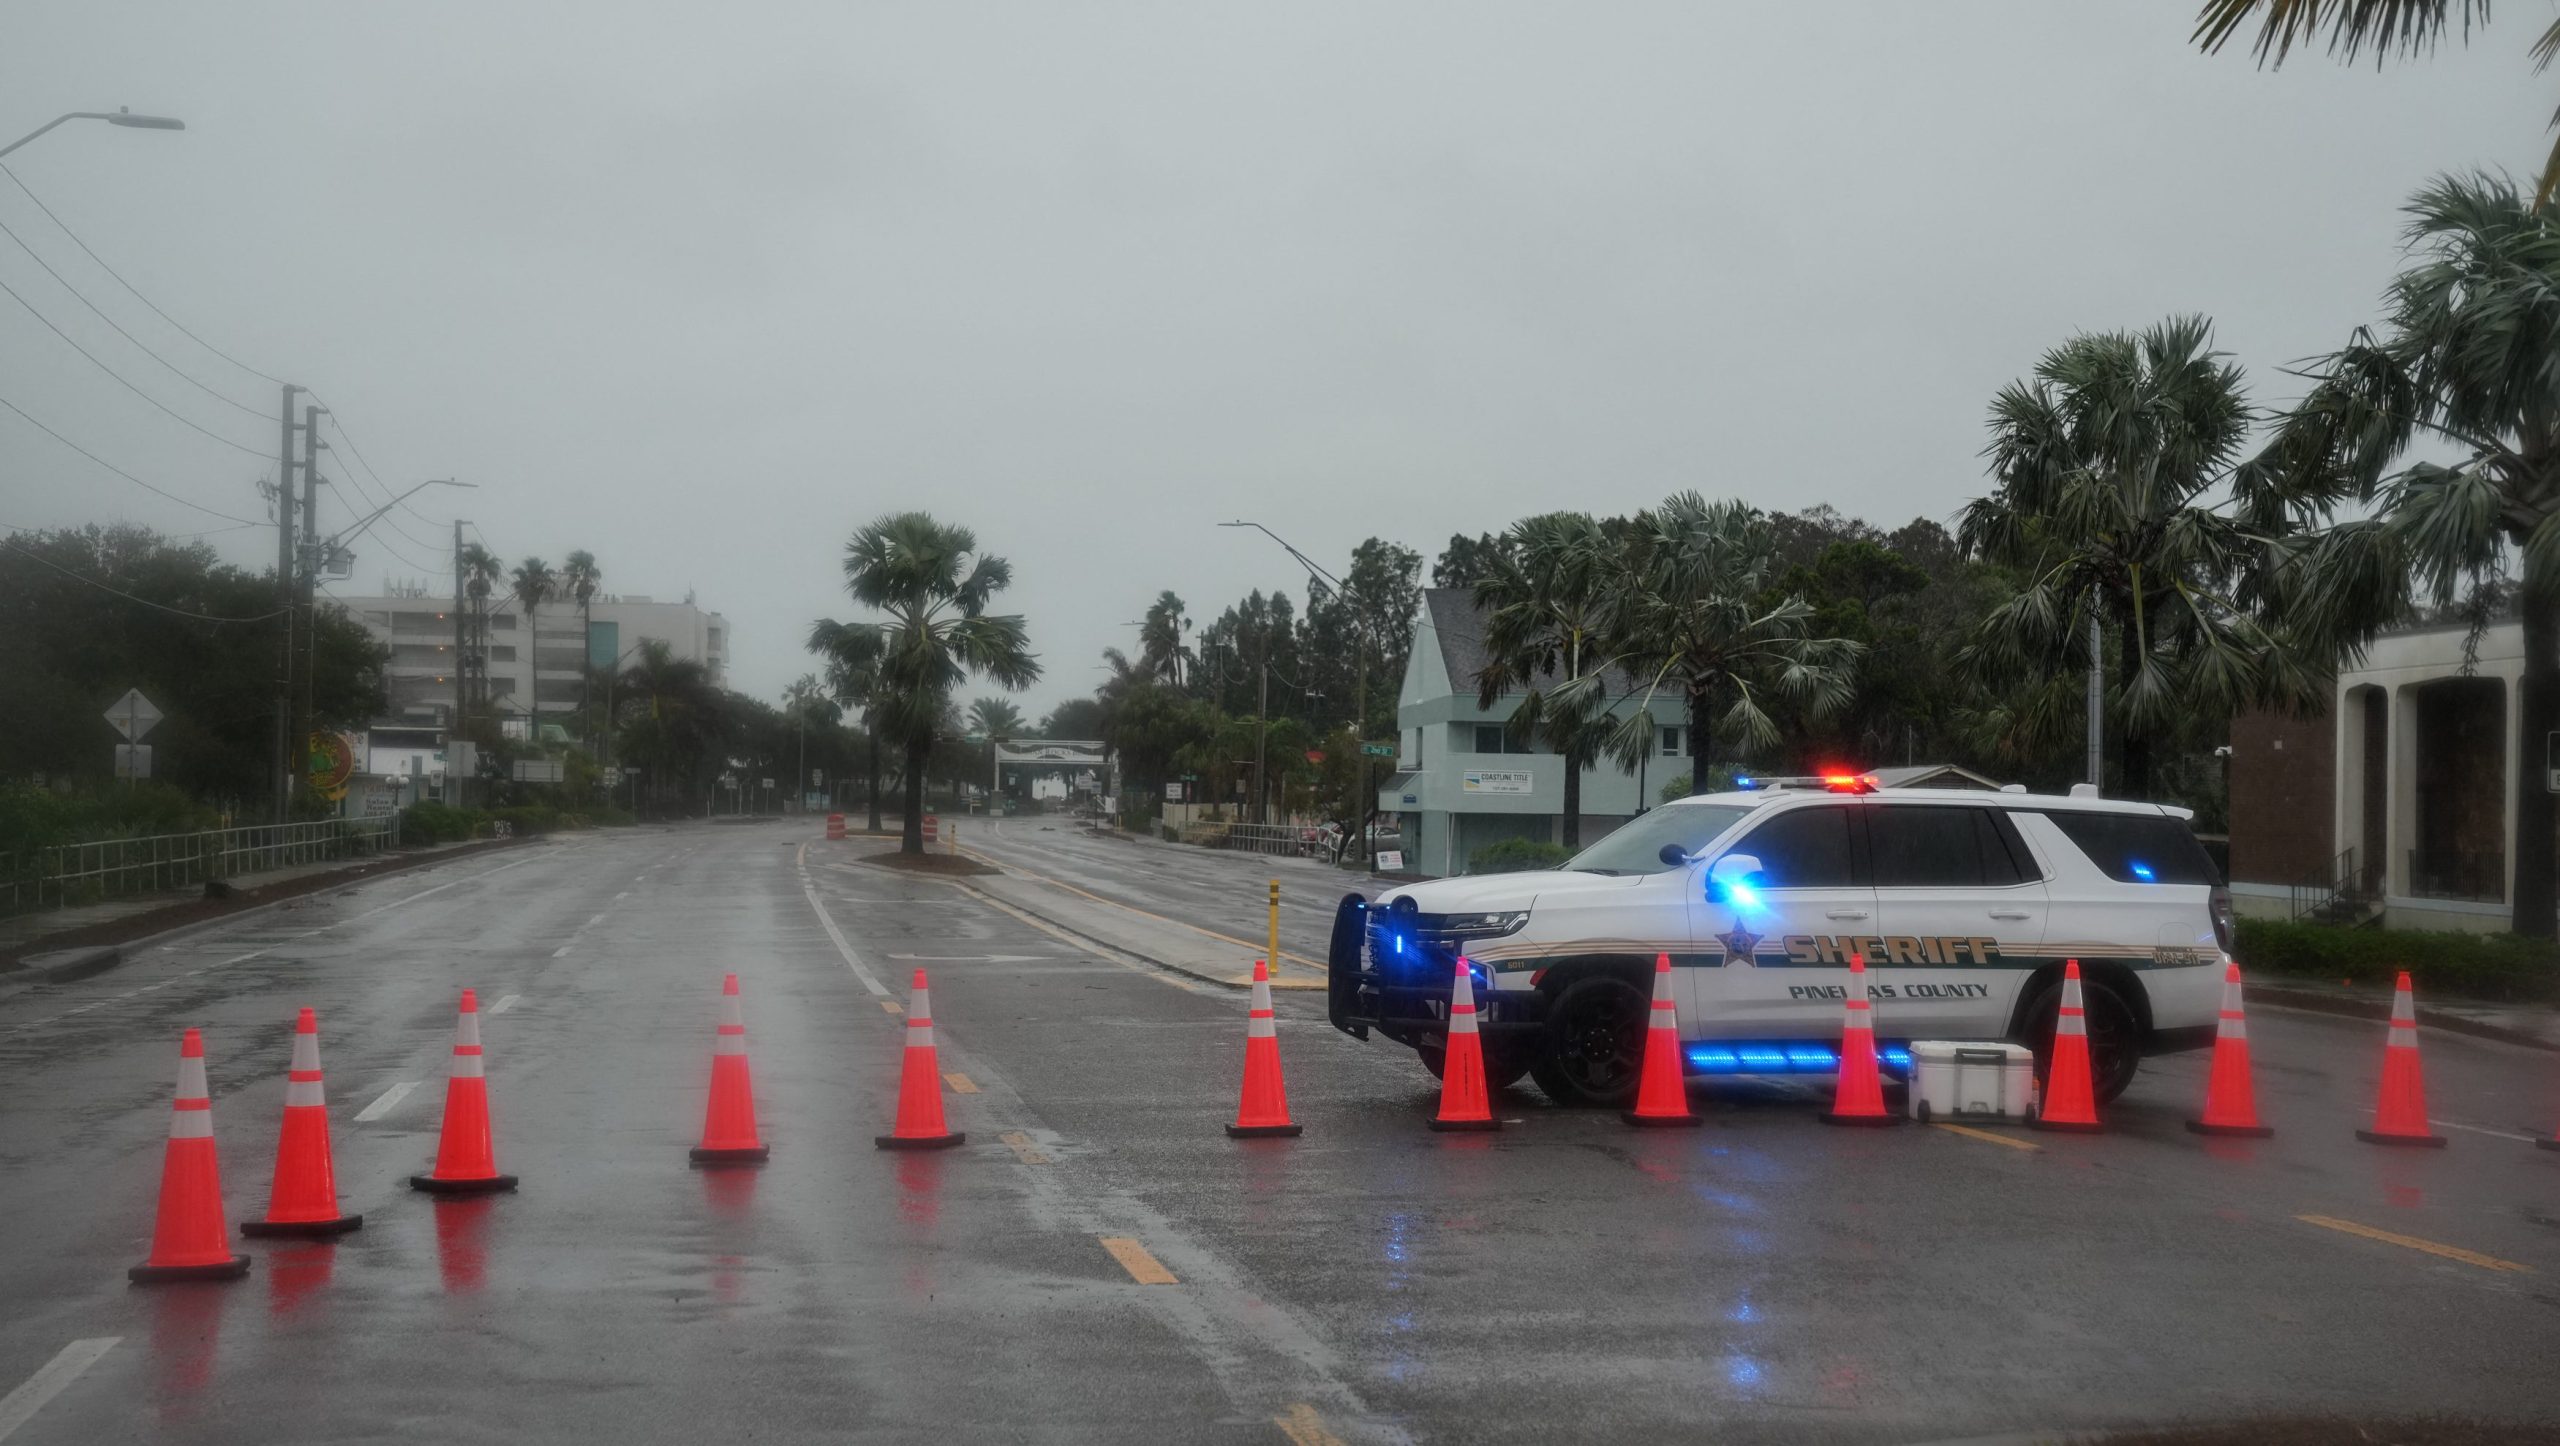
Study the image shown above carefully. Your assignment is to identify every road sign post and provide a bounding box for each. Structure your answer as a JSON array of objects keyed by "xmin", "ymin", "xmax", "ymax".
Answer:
[{"xmin": 104, "ymin": 688, "xmax": 164, "ymax": 791}]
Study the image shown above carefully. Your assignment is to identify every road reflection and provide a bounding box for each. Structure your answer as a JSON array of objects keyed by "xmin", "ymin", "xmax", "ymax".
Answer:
[
  {"xmin": 433, "ymin": 1197, "xmax": 496, "ymax": 1294},
  {"xmin": 147, "ymin": 1281, "xmax": 224, "ymax": 1417}
]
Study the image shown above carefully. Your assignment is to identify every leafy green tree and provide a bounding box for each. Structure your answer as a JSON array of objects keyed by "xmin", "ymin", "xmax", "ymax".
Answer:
[
  {"xmin": 1040, "ymin": 697, "xmax": 1108, "ymax": 739},
  {"xmin": 1432, "ymin": 531, "xmax": 1516, "ymax": 589},
  {"xmin": 611, "ymin": 639, "xmax": 721, "ymax": 814},
  {"xmin": 1585, "ymin": 494, "xmax": 1863, "ymax": 793},
  {"xmin": 2259, "ymin": 175, "xmax": 2560, "ymax": 935},
  {"xmin": 2192, "ymin": 0, "xmax": 2560, "ymax": 204},
  {"xmin": 1473, "ymin": 512, "xmax": 1621, "ymax": 849},
  {"xmin": 831, "ymin": 513, "xmax": 1039, "ymax": 853},
  {"xmin": 968, "ymin": 695, "xmax": 1026, "ymax": 801},
  {"xmin": 1957, "ymin": 316, "xmax": 2317, "ymax": 799}
]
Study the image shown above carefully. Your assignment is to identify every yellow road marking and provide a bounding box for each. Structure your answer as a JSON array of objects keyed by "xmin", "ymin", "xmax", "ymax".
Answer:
[
  {"xmin": 1931, "ymin": 1121, "xmax": 2039, "ymax": 1151},
  {"xmin": 1272, "ymin": 1403, "xmax": 1346, "ymax": 1446},
  {"xmin": 2296, "ymin": 1214, "xmax": 2533, "ymax": 1273},
  {"xmin": 943, "ymin": 1072, "xmax": 979, "ymax": 1094},
  {"xmin": 961, "ymin": 850, "xmax": 1326, "ymax": 974},
  {"xmin": 1099, "ymin": 1236, "xmax": 1178, "ymax": 1285},
  {"xmin": 998, "ymin": 1130, "xmax": 1051, "ymax": 1165},
  {"xmin": 879, "ymin": 999, "xmax": 903, "ymax": 1014}
]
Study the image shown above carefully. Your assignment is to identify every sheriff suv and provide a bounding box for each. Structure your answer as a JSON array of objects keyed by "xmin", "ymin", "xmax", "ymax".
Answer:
[{"xmin": 1325, "ymin": 777, "xmax": 2231, "ymax": 1108}]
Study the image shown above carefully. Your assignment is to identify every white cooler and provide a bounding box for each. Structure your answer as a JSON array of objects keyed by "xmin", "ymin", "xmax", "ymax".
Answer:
[{"xmin": 1905, "ymin": 1041, "xmax": 2034, "ymax": 1124}]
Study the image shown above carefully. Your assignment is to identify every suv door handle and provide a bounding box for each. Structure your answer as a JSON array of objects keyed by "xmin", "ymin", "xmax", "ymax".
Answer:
[
  {"xmin": 1824, "ymin": 908, "xmax": 1869, "ymax": 920},
  {"xmin": 1988, "ymin": 910, "xmax": 2033, "ymax": 920}
]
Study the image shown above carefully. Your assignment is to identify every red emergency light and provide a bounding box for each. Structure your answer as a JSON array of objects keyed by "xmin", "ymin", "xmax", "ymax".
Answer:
[{"xmin": 1821, "ymin": 772, "xmax": 1880, "ymax": 794}]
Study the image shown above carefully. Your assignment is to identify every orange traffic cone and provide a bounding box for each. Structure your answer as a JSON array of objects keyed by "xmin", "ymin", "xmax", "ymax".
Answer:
[
  {"xmin": 2357, "ymin": 971, "xmax": 2445, "ymax": 1148},
  {"xmin": 410, "ymin": 989, "xmax": 519, "ymax": 1194},
  {"xmin": 691, "ymin": 973, "xmax": 770, "ymax": 1166},
  {"xmin": 2185, "ymin": 964, "xmax": 2272, "ymax": 1138},
  {"xmin": 242, "ymin": 1008, "xmax": 363, "ymax": 1237},
  {"xmin": 129, "ymin": 1028, "xmax": 252, "ymax": 1282},
  {"xmin": 1430, "ymin": 957, "xmax": 1500, "ymax": 1132},
  {"xmin": 876, "ymin": 968, "xmax": 964, "ymax": 1150},
  {"xmin": 1226, "ymin": 959, "xmax": 1304, "ymax": 1138},
  {"xmin": 1623, "ymin": 954, "xmax": 1699, "ymax": 1127},
  {"xmin": 1820, "ymin": 954, "xmax": 1902, "ymax": 1127},
  {"xmin": 2031, "ymin": 961, "xmax": 2102, "ymax": 1134}
]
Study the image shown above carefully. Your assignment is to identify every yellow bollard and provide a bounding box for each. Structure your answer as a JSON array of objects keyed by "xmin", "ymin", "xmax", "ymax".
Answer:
[{"xmin": 1267, "ymin": 879, "xmax": 1281, "ymax": 976}]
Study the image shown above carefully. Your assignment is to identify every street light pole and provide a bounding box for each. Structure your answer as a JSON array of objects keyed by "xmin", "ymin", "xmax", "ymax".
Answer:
[{"xmin": 0, "ymin": 108, "xmax": 185, "ymax": 160}]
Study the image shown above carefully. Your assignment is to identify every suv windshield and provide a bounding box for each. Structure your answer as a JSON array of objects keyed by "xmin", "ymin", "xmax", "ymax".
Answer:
[{"xmin": 1562, "ymin": 804, "xmax": 1755, "ymax": 876}]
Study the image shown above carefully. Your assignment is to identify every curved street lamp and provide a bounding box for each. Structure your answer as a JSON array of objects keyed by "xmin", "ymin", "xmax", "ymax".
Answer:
[{"xmin": 1, "ymin": 108, "xmax": 187, "ymax": 161}]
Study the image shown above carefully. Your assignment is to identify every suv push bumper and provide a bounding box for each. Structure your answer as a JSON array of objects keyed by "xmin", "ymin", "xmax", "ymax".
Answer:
[{"xmin": 1326, "ymin": 893, "xmax": 1546, "ymax": 1047}]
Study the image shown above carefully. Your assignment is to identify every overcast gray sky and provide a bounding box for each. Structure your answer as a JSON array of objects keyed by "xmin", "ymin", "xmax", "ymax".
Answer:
[{"xmin": 2, "ymin": 3, "xmax": 2547, "ymax": 721}]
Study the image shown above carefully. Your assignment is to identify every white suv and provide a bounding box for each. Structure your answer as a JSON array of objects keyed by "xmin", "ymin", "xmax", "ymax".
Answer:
[{"xmin": 1325, "ymin": 778, "xmax": 2231, "ymax": 1108}]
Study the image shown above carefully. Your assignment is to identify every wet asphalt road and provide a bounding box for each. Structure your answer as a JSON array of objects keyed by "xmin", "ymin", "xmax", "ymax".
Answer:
[{"xmin": 2, "ymin": 819, "xmax": 2557, "ymax": 1444}]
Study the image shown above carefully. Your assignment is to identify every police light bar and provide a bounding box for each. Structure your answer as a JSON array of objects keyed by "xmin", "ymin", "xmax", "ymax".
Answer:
[{"xmin": 1745, "ymin": 773, "xmax": 1881, "ymax": 794}]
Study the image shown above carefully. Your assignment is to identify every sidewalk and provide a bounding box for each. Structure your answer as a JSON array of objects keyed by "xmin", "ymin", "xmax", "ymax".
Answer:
[
  {"xmin": 0, "ymin": 835, "xmax": 521, "ymax": 967},
  {"xmin": 2253, "ymin": 975, "xmax": 2560, "ymax": 1052},
  {"xmin": 955, "ymin": 867, "xmax": 1329, "ymax": 992}
]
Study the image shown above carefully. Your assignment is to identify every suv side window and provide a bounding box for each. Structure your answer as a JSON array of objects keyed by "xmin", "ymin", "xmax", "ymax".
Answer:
[
  {"xmin": 2042, "ymin": 811, "xmax": 2219, "ymax": 885},
  {"xmin": 1869, "ymin": 805, "xmax": 1991, "ymax": 887},
  {"xmin": 1732, "ymin": 805, "xmax": 1855, "ymax": 888}
]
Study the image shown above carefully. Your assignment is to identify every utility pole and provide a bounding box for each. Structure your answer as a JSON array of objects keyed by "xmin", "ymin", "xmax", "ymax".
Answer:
[
  {"xmin": 1255, "ymin": 644, "xmax": 1270, "ymax": 825},
  {"xmin": 2085, "ymin": 611, "xmax": 2104, "ymax": 791},
  {"xmin": 294, "ymin": 403, "xmax": 327, "ymax": 758},
  {"xmin": 453, "ymin": 519, "xmax": 469, "ymax": 810},
  {"xmin": 271, "ymin": 383, "xmax": 303, "ymax": 823}
]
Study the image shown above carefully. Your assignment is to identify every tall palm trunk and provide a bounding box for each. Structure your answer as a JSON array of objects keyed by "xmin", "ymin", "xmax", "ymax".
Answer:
[
  {"xmin": 866, "ymin": 729, "xmax": 884, "ymax": 833},
  {"xmin": 902, "ymin": 737, "xmax": 930, "ymax": 853},
  {"xmin": 2114, "ymin": 618, "xmax": 2153, "ymax": 800},
  {"xmin": 2516, "ymin": 575, "xmax": 2560, "ymax": 938},
  {"xmin": 1686, "ymin": 678, "xmax": 1714, "ymax": 797},
  {"xmin": 1559, "ymin": 750, "xmax": 1582, "ymax": 850},
  {"xmin": 580, "ymin": 599, "xmax": 594, "ymax": 750}
]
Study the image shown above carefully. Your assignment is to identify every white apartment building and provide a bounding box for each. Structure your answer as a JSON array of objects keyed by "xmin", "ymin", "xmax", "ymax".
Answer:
[{"xmin": 328, "ymin": 587, "xmax": 730, "ymax": 741}]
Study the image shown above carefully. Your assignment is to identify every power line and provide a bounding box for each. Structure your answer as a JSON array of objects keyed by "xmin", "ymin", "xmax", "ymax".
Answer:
[
  {"xmin": 0, "ymin": 161, "xmax": 290, "ymax": 387},
  {"xmin": 0, "ymin": 271, "xmax": 269, "ymax": 457},
  {"xmin": 0, "ymin": 206, "xmax": 268, "ymax": 419},
  {"xmin": 0, "ymin": 390, "xmax": 262, "ymax": 525},
  {"xmin": 0, "ymin": 529, "xmax": 288, "ymax": 622},
  {"xmin": 310, "ymin": 401, "xmax": 447, "ymax": 532}
]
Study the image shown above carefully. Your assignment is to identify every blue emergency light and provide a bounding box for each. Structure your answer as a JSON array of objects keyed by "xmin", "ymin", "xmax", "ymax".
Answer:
[{"xmin": 1683, "ymin": 1042, "xmax": 1912, "ymax": 1075}]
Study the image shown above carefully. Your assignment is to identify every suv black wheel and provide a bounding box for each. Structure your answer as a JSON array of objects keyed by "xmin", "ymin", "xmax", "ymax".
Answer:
[
  {"xmin": 1527, "ymin": 973, "xmax": 1649, "ymax": 1108},
  {"xmin": 1417, "ymin": 1039, "xmax": 1533, "ymax": 1092},
  {"xmin": 2017, "ymin": 975, "xmax": 2142, "ymax": 1104}
]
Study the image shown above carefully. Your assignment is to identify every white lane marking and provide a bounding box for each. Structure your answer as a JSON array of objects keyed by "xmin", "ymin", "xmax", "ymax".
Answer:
[
  {"xmin": 334, "ymin": 854, "xmax": 540, "ymax": 928},
  {"xmin": 552, "ymin": 944, "xmax": 573, "ymax": 959},
  {"xmin": 585, "ymin": 912, "xmax": 607, "ymax": 928},
  {"xmin": 354, "ymin": 1080, "xmax": 419, "ymax": 1122},
  {"xmin": 793, "ymin": 843, "xmax": 889, "ymax": 996},
  {"xmin": 614, "ymin": 892, "xmax": 630, "ymax": 901},
  {"xmin": 0, "ymin": 1337, "xmax": 119, "ymax": 1442},
  {"xmin": 2432, "ymin": 1118, "xmax": 2540, "ymax": 1143},
  {"xmin": 489, "ymin": 995, "xmax": 520, "ymax": 1015}
]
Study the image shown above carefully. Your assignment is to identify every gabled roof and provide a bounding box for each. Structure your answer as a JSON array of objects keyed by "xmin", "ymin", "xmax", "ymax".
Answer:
[{"xmin": 1418, "ymin": 588, "xmax": 1646, "ymax": 700}]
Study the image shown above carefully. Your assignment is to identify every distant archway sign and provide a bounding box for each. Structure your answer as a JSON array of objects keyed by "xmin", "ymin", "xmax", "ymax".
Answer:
[{"xmin": 989, "ymin": 738, "xmax": 1113, "ymax": 801}]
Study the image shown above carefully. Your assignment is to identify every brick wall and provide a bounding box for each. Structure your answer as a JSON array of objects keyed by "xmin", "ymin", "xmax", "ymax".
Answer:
[{"xmin": 2227, "ymin": 706, "xmax": 2335, "ymax": 887}]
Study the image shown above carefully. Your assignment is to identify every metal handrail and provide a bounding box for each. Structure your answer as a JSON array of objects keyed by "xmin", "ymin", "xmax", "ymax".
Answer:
[{"xmin": 0, "ymin": 815, "xmax": 400, "ymax": 916}]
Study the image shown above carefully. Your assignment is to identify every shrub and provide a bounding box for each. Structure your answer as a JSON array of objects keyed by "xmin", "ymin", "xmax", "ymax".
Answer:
[
  {"xmin": 2235, "ymin": 918, "xmax": 2560, "ymax": 1004},
  {"xmin": 1468, "ymin": 837, "xmax": 1573, "ymax": 874},
  {"xmin": 489, "ymin": 804, "xmax": 567, "ymax": 836},
  {"xmin": 399, "ymin": 800, "xmax": 488, "ymax": 844}
]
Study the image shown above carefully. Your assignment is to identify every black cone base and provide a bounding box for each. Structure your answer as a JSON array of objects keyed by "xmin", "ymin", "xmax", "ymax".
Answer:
[
  {"xmin": 2355, "ymin": 1129, "xmax": 2447, "ymax": 1148},
  {"xmin": 410, "ymin": 1172, "xmax": 519, "ymax": 1194},
  {"xmin": 1621, "ymin": 1111, "xmax": 1704, "ymax": 1128},
  {"xmin": 1225, "ymin": 1122, "xmax": 1304, "ymax": 1138},
  {"xmin": 242, "ymin": 1212, "xmax": 364, "ymax": 1238},
  {"xmin": 689, "ymin": 1145, "xmax": 771, "ymax": 1166},
  {"xmin": 129, "ymin": 1254, "xmax": 251, "ymax": 1284},
  {"xmin": 1428, "ymin": 1117, "xmax": 1501, "ymax": 1132},
  {"xmin": 874, "ymin": 1132, "xmax": 964, "ymax": 1151},
  {"xmin": 2538, "ymin": 1136, "xmax": 2560, "ymax": 1152},
  {"xmin": 2185, "ymin": 1119, "xmax": 2274, "ymax": 1139},
  {"xmin": 1819, "ymin": 1111, "xmax": 1905, "ymax": 1127}
]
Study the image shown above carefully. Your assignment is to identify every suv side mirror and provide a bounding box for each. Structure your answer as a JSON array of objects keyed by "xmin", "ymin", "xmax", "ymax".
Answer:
[
  {"xmin": 1658, "ymin": 843, "xmax": 1691, "ymax": 867},
  {"xmin": 1705, "ymin": 852, "xmax": 1764, "ymax": 904}
]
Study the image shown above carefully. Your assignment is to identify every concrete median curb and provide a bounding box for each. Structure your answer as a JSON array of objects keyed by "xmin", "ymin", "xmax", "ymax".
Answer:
[
  {"xmin": 2253, "ymin": 983, "xmax": 2559, "ymax": 1055},
  {"xmin": 11, "ymin": 944, "xmax": 124, "ymax": 984}
]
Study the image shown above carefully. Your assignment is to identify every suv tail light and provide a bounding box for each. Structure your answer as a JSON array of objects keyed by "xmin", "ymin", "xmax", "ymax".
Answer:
[{"xmin": 2209, "ymin": 886, "xmax": 2235, "ymax": 954}]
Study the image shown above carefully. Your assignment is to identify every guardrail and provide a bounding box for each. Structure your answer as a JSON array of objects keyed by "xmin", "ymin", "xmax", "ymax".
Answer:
[{"xmin": 0, "ymin": 816, "xmax": 402, "ymax": 917}]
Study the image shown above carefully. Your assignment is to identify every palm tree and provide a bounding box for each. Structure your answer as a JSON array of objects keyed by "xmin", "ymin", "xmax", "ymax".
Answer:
[
  {"xmin": 562, "ymin": 550, "xmax": 602, "ymax": 749},
  {"xmin": 459, "ymin": 544, "xmax": 503, "ymax": 715},
  {"xmin": 1472, "ymin": 512, "xmax": 1621, "ymax": 850},
  {"xmin": 1136, "ymin": 591, "xmax": 1192, "ymax": 688},
  {"xmin": 967, "ymin": 695, "xmax": 1026, "ymax": 805},
  {"xmin": 612, "ymin": 639, "xmax": 719, "ymax": 814},
  {"xmin": 1580, "ymin": 494, "xmax": 1862, "ymax": 793},
  {"xmin": 807, "ymin": 618, "xmax": 889, "ymax": 833},
  {"xmin": 2264, "ymin": 174, "xmax": 2560, "ymax": 935},
  {"xmin": 2192, "ymin": 2, "xmax": 2560, "ymax": 204},
  {"xmin": 509, "ymin": 557, "xmax": 557, "ymax": 736},
  {"xmin": 783, "ymin": 672, "xmax": 828, "ymax": 810},
  {"xmin": 1957, "ymin": 317, "xmax": 2319, "ymax": 799},
  {"xmin": 831, "ymin": 514, "xmax": 1040, "ymax": 853}
]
